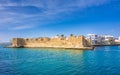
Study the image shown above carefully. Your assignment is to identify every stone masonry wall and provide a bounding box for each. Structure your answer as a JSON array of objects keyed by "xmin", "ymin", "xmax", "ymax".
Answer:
[{"xmin": 12, "ymin": 36, "xmax": 92, "ymax": 48}]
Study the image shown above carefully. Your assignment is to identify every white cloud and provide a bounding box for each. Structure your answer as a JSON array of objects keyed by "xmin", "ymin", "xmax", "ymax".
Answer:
[
  {"xmin": 0, "ymin": 0, "xmax": 112, "ymax": 30},
  {"xmin": 12, "ymin": 25, "xmax": 34, "ymax": 30},
  {"xmin": 0, "ymin": 0, "xmax": 111, "ymax": 9}
]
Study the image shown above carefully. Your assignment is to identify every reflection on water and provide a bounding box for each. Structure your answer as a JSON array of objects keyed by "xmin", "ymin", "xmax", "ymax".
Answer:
[
  {"xmin": 0, "ymin": 46, "xmax": 120, "ymax": 74},
  {"xmin": 105, "ymin": 46, "xmax": 110, "ymax": 51}
]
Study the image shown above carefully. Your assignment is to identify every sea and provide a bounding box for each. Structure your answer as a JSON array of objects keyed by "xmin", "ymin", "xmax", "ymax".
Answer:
[{"xmin": 0, "ymin": 44, "xmax": 120, "ymax": 75}]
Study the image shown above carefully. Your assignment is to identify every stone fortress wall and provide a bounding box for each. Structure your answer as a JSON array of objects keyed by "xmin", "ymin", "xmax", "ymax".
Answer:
[{"xmin": 12, "ymin": 35, "xmax": 93, "ymax": 49}]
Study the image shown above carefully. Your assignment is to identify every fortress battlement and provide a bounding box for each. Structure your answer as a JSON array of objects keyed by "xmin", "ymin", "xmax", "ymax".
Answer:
[{"xmin": 11, "ymin": 35, "xmax": 94, "ymax": 50}]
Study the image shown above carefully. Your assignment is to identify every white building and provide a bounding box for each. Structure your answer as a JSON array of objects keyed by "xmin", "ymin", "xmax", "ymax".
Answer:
[
  {"xmin": 115, "ymin": 36, "xmax": 120, "ymax": 44},
  {"xmin": 104, "ymin": 35, "xmax": 114, "ymax": 41},
  {"xmin": 103, "ymin": 35, "xmax": 114, "ymax": 45},
  {"xmin": 119, "ymin": 36, "xmax": 120, "ymax": 41},
  {"xmin": 87, "ymin": 34, "xmax": 100, "ymax": 41},
  {"xmin": 87, "ymin": 34, "xmax": 99, "ymax": 45},
  {"xmin": 87, "ymin": 34, "xmax": 115, "ymax": 45}
]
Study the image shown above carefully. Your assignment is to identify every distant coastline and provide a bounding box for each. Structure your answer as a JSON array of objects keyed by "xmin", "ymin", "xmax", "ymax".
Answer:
[{"xmin": 5, "ymin": 34, "xmax": 120, "ymax": 50}]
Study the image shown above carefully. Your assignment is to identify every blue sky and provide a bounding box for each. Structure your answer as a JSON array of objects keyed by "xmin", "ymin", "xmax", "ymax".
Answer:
[{"xmin": 0, "ymin": 0, "xmax": 120, "ymax": 42}]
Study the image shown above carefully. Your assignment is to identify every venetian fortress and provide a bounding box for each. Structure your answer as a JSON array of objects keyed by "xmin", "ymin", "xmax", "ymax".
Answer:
[{"xmin": 11, "ymin": 35, "xmax": 93, "ymax": 50}]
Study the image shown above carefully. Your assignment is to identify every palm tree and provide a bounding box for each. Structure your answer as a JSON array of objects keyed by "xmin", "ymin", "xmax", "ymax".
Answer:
[
  {"xmin": 70, "ymin": 34, "xmax": 74, "ymax": 37},
  {"xmin": 61, "ymin": 34, "xmax": 64, "ymax": 38}
]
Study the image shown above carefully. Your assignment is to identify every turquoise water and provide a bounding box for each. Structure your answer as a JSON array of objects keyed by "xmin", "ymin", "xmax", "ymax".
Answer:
[{"xmin": 0, "ymin": 45, "xmax": 120, "ymax": 75}]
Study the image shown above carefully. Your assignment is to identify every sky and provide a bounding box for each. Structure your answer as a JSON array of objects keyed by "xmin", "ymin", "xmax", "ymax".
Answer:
[{"xmin": 0, "ymin": 0, "xmax": 120, "ymax": 42}]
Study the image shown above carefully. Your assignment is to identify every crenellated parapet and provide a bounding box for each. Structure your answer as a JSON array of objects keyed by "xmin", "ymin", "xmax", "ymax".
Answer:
[{"xmin": 11, "ymin": 35, "xmax": 93, "ymax": 50}]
